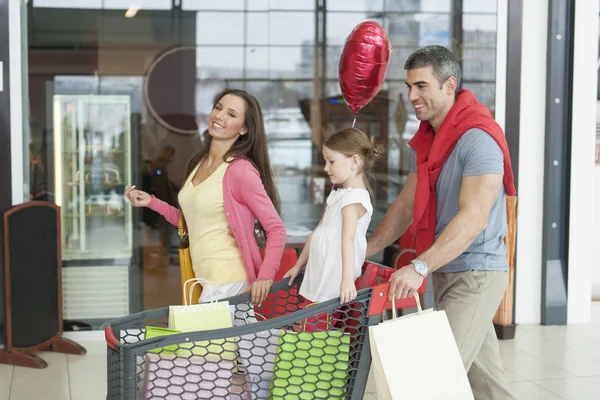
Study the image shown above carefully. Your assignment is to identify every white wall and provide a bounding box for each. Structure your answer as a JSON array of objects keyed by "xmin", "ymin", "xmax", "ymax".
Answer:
[
  {"xmin": 593, "ymin": 166, "xmax": 600, "ymax": 300},
  {"xmin": 567, "ymin": 0, "xmax": 598, "ymax": 323},
  {"xmin": 515, "ymin": 0, "xmax": 548, "ymax": 325}
]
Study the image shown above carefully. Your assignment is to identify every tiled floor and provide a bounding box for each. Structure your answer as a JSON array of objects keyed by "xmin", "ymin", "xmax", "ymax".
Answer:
[{"xmin": 2, "ymin": 302, "xmax": 599, "ymax": 400}]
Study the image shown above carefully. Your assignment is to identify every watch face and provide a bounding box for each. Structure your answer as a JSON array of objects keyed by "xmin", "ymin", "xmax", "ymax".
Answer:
[{"xmin": 413, "ymin": 260, "xmax": 427, "ymax": 275}]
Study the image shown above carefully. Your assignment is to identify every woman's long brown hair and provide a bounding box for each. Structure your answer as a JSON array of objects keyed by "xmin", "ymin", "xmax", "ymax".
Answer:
[{"xmin": 180, "ymin": 89, "xmax": 280, "ymax": 246}]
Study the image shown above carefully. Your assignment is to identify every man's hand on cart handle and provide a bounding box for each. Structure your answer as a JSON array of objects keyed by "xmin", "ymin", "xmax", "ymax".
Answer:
[{"xmin": 388, "ymin": 265, "xmax": 424, "ymax": 301}]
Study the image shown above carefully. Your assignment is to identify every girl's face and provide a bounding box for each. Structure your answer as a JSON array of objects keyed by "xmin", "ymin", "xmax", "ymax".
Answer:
[
  {"xmin": 208, "ymin": 94, "xmax": 247, "ymax": 140},
  {"xmin": 322, "ymin": 146, "xmax": 359, "ymax": 186}
]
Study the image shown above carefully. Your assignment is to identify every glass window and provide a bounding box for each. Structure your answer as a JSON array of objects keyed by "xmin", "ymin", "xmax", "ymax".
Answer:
[
  {"xmin": 386, "ymin": 0, "xmax": 450, "ymax": 13},
  {"xmin": 247, "ymin": 12, "xmax": 269, "ymax": 45},
  {"xmin": 196, "ymin": 12, "xmax": 244, "ymax": 44},
  {"xmin": 388, "ymin": 13, "xmax": 451, "ymax": 48},
  {"xmin": 327, "ymin": 0, "xmax": 384, "ymax": 12},
  {"xmin": 463, "ymin": 82, "xmax": 495, "ymax": 111},
  {"xmin": 269, "ymin": 47, "xmax": 312, "ymax": 79},
  {"xmin": 387, "ymin": 46, "xmax": 422, "ymax": 79},
  {"xmin": 462, "ymin": 47, "xmax": 496, "ymax": 80},
  {"xmin": 246, "ymin": 47, "xmax": 270, "ymax": 79},
  {"xmin": 326, "ymin": 13, "xmax": 384, "ymax": 46},
  {"xmin": 196, "ymin": 46, "xmax": 245, "ymax": 79},
  {"xmin": 33, "ymin": 0, "xmax": 102, "ymax": 7},
  {"xmin": 387, "ymin": 15, "xmax": 421, "ymax": 47},
  {"xmin": 268, "ymin": 1, "xmax": 315, "ymax": 11},
  {"xmin": 269, "ymin": 12, "xmax": 315, "ymax": 45},
  {"xmin": 183, "ymin": 0, "xmax": 244, "ymax": 10},
  {"xmin": 326, "ymin": 46, "xmax": 343, "ymax": 80},
  {"xmin": 103, "ymin": 0, "xmax": 172, "ymax": 9},
  {"xmin": 464, "ymin": 0, "xmax": 497, "ymax": 13},
  {"xmin": 247, "ymin": 0, "xmax": 269, "ymax": 11},
  {"xmin": 462, "ymin": 15, "xmax": 497, "ymax": 47}
]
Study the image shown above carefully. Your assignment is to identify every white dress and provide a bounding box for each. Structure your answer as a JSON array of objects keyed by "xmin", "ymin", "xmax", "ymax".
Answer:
[{"xmin": 299, "ymin": 188, "xmax": 373, "ymax": 303}]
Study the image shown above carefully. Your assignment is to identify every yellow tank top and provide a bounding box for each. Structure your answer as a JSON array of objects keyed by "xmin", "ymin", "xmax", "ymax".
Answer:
[{"xmin": 177, "ymin": 161, "xmax": 248, "ymax": 285}]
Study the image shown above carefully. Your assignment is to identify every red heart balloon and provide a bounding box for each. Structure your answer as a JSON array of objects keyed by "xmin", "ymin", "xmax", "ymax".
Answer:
[{"xmin": 339, "ymin": 21, "xmax": 392, "ymax": 114}]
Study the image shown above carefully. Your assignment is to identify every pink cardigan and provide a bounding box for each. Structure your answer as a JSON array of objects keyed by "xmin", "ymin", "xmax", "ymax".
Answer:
[{"xmin": 148, "ymin": 158, "xmax": 286, "ymax": 283}]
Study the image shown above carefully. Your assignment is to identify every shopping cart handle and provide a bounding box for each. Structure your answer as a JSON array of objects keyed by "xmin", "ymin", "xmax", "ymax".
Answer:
[{"xmin": 105, "ymin": 326, "xmax": 119, "ymax": 350}]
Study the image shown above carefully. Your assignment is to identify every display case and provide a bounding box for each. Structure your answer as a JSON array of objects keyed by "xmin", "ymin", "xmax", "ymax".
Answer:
[
  {"xmin": 53, "ymin": 95, "xmax": 136, "ymax": 324},
  {"xmin": 53, "ymin": 95, "xmax": 132, "ymax": 261}
]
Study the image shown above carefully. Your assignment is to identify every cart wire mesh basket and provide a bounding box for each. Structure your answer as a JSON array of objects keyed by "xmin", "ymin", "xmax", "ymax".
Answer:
[{"xmin": 105, "ymin": 276, "xmax": 391, "ymax": 400}]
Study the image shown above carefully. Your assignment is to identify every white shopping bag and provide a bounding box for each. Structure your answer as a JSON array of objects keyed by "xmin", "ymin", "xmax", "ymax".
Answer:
[{"xmin": 369, "ymin": 294, "xmax": 474, "ymax": 400}]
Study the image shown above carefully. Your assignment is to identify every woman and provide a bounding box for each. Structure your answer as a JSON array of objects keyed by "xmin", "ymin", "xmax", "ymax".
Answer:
[{"xmin": 125, "ymin": 89, "xmax": 286, "ymax": 306}]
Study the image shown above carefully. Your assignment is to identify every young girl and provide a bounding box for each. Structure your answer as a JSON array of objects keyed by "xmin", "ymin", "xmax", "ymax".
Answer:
[
  {"xmin": 285, "ymin": 128, "xmax": 384, "ymax": 304},
  {"xmin": 125, "ymin": 89, "xmax": 286, "ymax": 306}
]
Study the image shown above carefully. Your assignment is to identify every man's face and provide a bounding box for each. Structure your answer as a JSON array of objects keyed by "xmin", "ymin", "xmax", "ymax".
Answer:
[{"xmin": 405, "ymin": 66, "xmax": 453, "ymax": 123}]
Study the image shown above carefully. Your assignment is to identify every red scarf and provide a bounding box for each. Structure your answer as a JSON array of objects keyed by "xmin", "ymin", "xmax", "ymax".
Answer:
[{"xmin": 407, "ymin": 89, "xmax": 516, "ymax": 255}]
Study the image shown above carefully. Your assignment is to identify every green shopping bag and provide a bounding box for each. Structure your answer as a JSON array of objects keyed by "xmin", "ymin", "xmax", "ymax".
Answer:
[
  {"xmin": 269, "ymin": 330, "xmax": 351, "ymax": 399},
  {"xmin": 144, "ymin": 326, "xmax": 181, "ymax": 354},
  {"xmin": 168, "ymin": 300, "xmax": 237, "ymax": 360}
]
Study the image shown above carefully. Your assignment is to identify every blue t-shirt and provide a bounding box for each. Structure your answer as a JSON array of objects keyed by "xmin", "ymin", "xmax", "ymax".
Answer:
[{"xmin": 410, "ymin": 128, "xmax": 508, "ymax": 273}]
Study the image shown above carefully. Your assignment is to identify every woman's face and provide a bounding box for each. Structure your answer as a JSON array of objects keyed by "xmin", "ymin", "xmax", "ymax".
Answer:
[{"xmin": 208, "ymin": 94, "xmax": 247, "ymax": 141}]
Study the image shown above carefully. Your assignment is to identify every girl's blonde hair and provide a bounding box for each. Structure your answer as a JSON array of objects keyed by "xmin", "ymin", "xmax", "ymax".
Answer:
[{"xmin": 324, "ymin": 128, "xmax": 385, "ymax": 198}]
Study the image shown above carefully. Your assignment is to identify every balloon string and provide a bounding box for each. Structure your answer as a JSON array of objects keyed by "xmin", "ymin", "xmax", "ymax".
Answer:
[{"xmin": 352, "ymin": 116, "xmax": 356, "ymax": 128}]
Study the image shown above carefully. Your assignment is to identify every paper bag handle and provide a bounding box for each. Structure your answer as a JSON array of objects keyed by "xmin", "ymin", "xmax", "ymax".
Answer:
[
  {"xmin": 383, "ymin": 293, "xmax": 422, "ymax": 321},
  {"xmin": 183, "ymin": 278, "xmax": 217, "ymax": 305}
]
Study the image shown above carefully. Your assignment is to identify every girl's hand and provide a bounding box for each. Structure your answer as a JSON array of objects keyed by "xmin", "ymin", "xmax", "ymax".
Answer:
[
  {"xmin": 251, "ymin": 279, "xmax": 272, "ymax": 306},
  {"xmin": 124, "ymin": 186, "xmax": 151, "ymax": 207},
  {"xmin": 340, "ymin": 278, "xmax": 357, "ymax": 304},
  {"xmin": 283, "ymin": 265, "xmax": 302, "ymax": 286}
]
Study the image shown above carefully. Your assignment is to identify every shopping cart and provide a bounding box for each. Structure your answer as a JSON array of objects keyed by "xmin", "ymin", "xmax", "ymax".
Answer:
[{"xmin": 105, "ymin": 275, "xmax": 393, "ymax": 400}]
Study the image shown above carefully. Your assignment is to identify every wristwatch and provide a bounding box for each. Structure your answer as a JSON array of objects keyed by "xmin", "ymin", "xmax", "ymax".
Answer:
[{"xmin": 411, "ymin": 259, "xmax": 428, "ymax": 278}]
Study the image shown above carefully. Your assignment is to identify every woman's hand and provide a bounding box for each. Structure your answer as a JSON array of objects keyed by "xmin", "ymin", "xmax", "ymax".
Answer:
[
  {"xmin": 124, "ymin": 186, "xmax": 152, "ymax": 207},
  {"xmin": 283, "ymin": 264, "xmax": 303, "ymax": 286},
  {"xmin": 250, "ymin": 279, "xmax": 272, "ymax": 306},
  {"xmin": 339, "ymin": 278, "xmax": 357, "ymax": 304}
]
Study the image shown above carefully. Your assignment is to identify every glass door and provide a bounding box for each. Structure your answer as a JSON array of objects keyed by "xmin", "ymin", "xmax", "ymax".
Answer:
[{"xmin": 53, "ymin": 95, "xmax": 132, "ymax": 261}]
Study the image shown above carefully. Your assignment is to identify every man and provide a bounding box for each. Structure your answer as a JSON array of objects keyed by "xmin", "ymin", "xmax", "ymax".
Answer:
[{"xmin": 367, "ymin": 45, "xmax": 516, "ymax": 399}]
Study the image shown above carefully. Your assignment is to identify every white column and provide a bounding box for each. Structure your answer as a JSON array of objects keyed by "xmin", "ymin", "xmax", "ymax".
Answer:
[
  {"xmin": 514, "ymin": 0, "xmax": 548, "ymax": 325},
  {"xmin": 567, "ymin": 0, "xmax": 598, "ymax": 324},
  {"xmin": 9, "ymin": 0, "xmax": 25, "ymax": 205}
]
